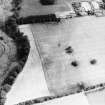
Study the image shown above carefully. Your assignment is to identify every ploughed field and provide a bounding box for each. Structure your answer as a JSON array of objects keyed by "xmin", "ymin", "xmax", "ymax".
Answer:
[{"xmin": 31, "ymin": 16, "xmax": 105, "ymax": 96}]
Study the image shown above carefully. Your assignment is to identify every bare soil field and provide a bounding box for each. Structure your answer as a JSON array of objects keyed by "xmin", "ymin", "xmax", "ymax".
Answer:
[
  {"xmin": 19, "ymin": 0, "xmax": 77, "ymax": 17},
  {"xmin": 31, "ymin": 16, "xmax": 105, "ymax": 95}
]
